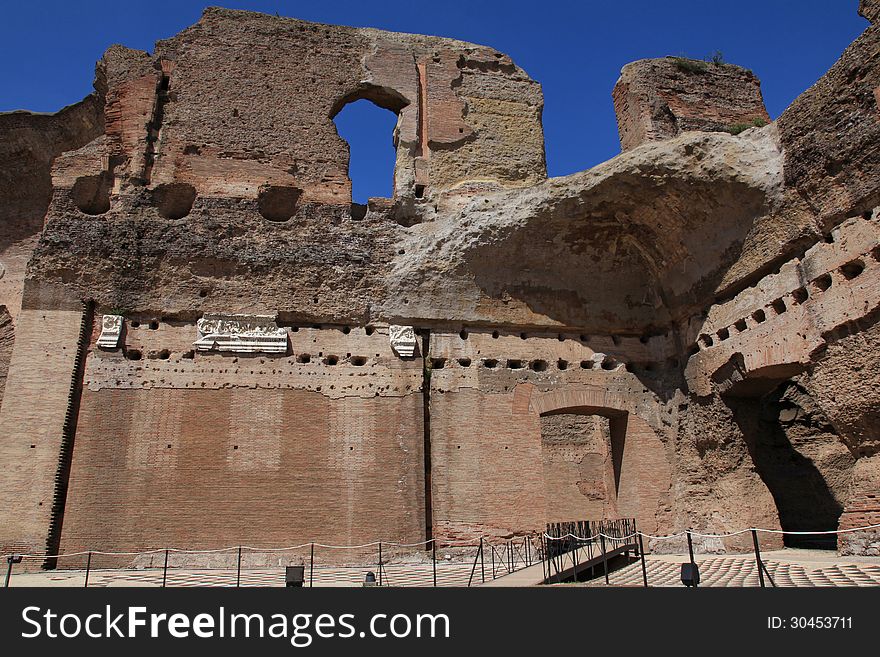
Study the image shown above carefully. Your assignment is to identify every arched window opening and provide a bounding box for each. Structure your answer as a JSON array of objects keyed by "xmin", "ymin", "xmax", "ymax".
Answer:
[{"xmin": 333, "ymin": 98, "xmax": 400, "ymax": 204}]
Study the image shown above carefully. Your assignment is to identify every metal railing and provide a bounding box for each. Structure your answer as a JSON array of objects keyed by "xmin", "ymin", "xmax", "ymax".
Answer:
[
  {"xmin": 2, "ymin": 535, "xmax": 544, "ymax": 589},
  {"xmin": 5, "ymin": 520, "xmax": 880, "ymax": 588}
]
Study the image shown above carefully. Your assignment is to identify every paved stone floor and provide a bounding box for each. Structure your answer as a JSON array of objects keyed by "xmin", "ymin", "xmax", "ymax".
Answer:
[{"xmin": 582, "ymin": 550, "xmax": 880, "ymax": 587}]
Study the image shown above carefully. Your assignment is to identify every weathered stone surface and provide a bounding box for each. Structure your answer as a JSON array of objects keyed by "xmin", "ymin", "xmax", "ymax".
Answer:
[
  {"xmin": 778, "ymin": 22, "xmax": 880, "ymax": 224},
  {"xmin": 1, "ymin": 6, "xmax": 879, "ymax": 559},
  {"xmin": 613, "ymin": 57, "xmax": 770, "ymax": 151},
  {"xmin": 0, "ymin": 95, "xmax": 103, "ymax": 323},
  {"xmin": 860, "ymin": 0, "xmax": 880, "ymax": 24}
]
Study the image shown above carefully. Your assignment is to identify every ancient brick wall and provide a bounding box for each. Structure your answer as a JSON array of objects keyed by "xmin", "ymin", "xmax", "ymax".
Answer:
[
  {"xmin": 0, "ymin": 307, "xmax": 83, "ymax": 555},
  {"xmin": 53, "ymin": 321, "xmax": 426, "ymax": 558},
  {"xmin": 142, "ymin": 8, "xmax": 545, "ymax": 205},
  {"xmin": 59, "ymin": 387, "xmax": 425, "ymax": 556}
]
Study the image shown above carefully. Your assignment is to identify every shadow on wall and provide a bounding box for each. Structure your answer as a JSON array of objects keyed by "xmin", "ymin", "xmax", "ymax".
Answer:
[{"xmin": 726, "ymin": 381, "xmax": 854, "ymax": 549}]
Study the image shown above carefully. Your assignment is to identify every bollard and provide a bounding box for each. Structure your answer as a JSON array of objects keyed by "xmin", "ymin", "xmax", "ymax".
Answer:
[
  {"xmin": 310, "ymin": 543, "xmax": 315, "ymax": 588},
  {"xmin": 378, "ymin": 542, "xmax": 383, "ymax": 587}
]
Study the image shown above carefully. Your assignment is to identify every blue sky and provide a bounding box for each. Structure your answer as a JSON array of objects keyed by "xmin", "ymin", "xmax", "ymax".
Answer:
[{"xmin": 0, "ymin": 1, "xmax": 868, "ymax": 202}]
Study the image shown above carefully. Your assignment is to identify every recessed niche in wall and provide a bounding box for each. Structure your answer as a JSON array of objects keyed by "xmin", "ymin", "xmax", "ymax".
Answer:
[
  {"xmin": 152, "ymin": 182, "xmax": 197, "ymax": 219},
  {"xmin": 258, "ymin": 185, "xmax": 302, "ymax": 222},
  {"xmin": 840, "ymin": 259, "xmax": 864, "ymax": 280},
  {"xmin": 813, "ymin": 273, "xmax": 832, "ymax": 292},
  {"xmin": 71, "ymin": 173, "xmax": 112, "ymax": 215}
]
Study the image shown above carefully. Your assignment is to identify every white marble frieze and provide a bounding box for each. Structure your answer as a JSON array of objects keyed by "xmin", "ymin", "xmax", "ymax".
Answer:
[
  {"xmin": 194, "ymin": 313, "xmax": 288, "ymax": 353},
  {"xmin": 389, "ymin": 325, "xmax": 417, "ymax": 357},
  {"xmin": 96, "ymin": 314, "xmax": 124, "ymax": 349}
]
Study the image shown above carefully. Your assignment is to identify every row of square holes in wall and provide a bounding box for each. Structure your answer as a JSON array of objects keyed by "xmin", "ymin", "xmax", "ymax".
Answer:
[
  {"xmin": 120, "ymin": 350, "xmax": 641, "ymax": 373},
  {"xmin": 430, "ymin": 357, "xmax": 622, "ymax": 371},
  {"xmin": 124, "ymin": 320, "xmax": 663, "ymax": 347},
  {"xmin": 123, "ymin": 350, "xmax": 372, "ymax": 365},
  {"xmin": 698, "ymin": 255, "xmax": 870, "ymax": 349},
  {"xmin": 457, "ymin": 329, "xmax": 660, "ymax": 345}
]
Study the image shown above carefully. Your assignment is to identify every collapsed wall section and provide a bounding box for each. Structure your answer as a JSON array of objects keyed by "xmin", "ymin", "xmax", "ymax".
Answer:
[{"xmin": 612, "ymin": 57, "xmax": 770, "ymax": 152}]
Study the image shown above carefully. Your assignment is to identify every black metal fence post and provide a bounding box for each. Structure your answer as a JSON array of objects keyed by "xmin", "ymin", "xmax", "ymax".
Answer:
[
  {"xmin": 600, "ymin": 534, "xmax": 609, "ymax": 585},
  {"xmin": 84, "ymin": 551, "xmax": 92, "ymax": 588},
  {"xmin": 4, "ymin": 556, "xmax": 15, "ymax": 588},
  {"xmin": 490, "ymin": 541, "xmax": 495, "ymax": 579},
  {"xmin": 378, "ymin": 542, "xmax": 383, "ymax": 587},
  {"xmin": 542, "ymin": 534, "xmax": 548, "ymax": 582},
  {"xmin": 236, "ymin": 546, "xmax": 242, "ymax": 588},
  {"xmin": 162, "ymin": 549, "xmax": 169, "ymax": 588},
  {"xmin": 638, "ymin": 532, "xmax": 648, "ymax": 587},
  {"xmin": 432, "ymin": 539, "xmax": 437, "ymax": 587},
  {"xmin": 686, "ymin": 531, "xmax": 697, "ymax": 588},
  {"xmin": 309, "ymin": 543, "xmax": 315, "ymax": 588},
  {"xmin": 752, "ymin": 530, "xmax": 765, "ymax": 588},
  {"xmin": 480, "ymin": 537, "xmax": 485, "ymax": 584}
]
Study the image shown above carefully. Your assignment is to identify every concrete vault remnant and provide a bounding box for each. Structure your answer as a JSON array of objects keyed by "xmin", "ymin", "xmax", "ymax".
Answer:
[{"xmin": 0, "ymin": 5, "xmax": 879, "ymax": 563}]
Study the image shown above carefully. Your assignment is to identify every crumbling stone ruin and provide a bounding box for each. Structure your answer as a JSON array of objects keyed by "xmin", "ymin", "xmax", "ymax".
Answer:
[{"xmin": 1, "ymin": 4, "xmax": 879, "ymax": 563}]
